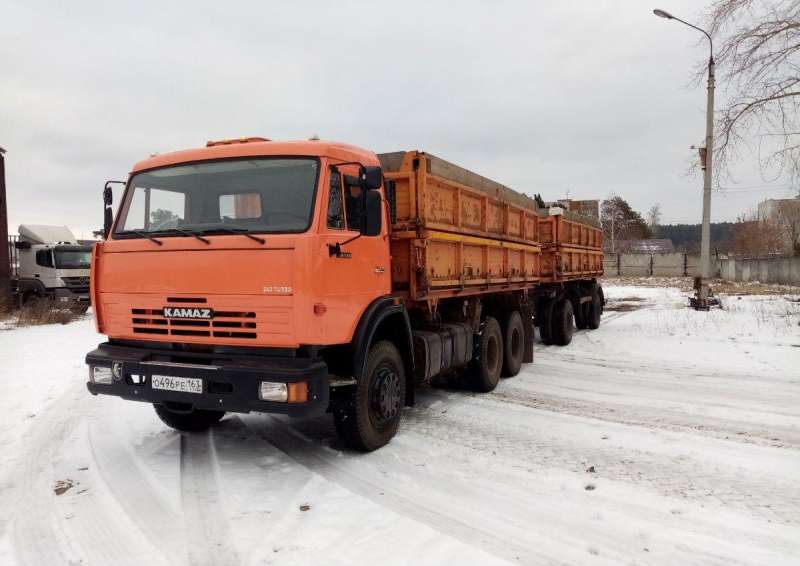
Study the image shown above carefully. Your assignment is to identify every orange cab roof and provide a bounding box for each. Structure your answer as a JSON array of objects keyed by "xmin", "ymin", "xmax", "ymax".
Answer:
[{"xmin": 131, "ymin": 139, "xmax": 379, "ymax": 173}]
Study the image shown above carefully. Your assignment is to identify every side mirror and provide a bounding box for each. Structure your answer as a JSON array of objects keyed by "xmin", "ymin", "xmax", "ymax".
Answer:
[
  {"xmin": 103, "ymin": 180, "xmax": 125, "ymax": 239},
  {"xmin": 361, "ymin": 190, "xmax": 382, "ymax": 236},
  {"xmin": 361, "ymin": 166, "xmax": 382, "ymax": 191}
]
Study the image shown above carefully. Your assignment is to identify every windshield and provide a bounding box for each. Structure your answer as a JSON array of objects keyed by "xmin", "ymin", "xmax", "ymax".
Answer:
[
  {"xmin": 115, "ymin": 158, "xmax": 320, "ymax": 237},
  {"xmin": 54, "ymin": 249, "xmax": 91, "ymax": 269}
]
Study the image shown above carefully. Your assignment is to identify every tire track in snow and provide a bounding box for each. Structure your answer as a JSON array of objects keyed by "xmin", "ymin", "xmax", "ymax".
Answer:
[
  {"xmin": 180, "ymin": 430, "xmax": 240, "ymax": 566},
  {"xmin": 4, "ymin": 385, "xmax": 162, "ymax": 566},
  {"xmin": 244, "ymin": 415, "xmax": 575, "ymax": 566},
  {"xmin": 407, "ymin": 390, "xmax": 800, "ymax": 525},
  {"xmin": 492, "ymin": 383, "xmax": 799, "ymax": 449},
  {"xmin": 88, "ymin": 420, "xmax": 186, "ymax": 565}
]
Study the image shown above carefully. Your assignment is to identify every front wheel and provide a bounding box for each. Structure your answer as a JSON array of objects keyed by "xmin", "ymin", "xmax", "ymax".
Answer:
[
  {"xmin": 153, "ymin": 404, "xmax": 225, "ymax": 432},
  {"xmin": 334, "ymin": 341, "xmax": 406, "ymax": 452}
]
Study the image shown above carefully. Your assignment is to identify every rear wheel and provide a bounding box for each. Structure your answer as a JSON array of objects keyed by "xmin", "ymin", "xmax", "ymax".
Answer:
[
  {"xmin": 334, "ymin": 340, "xmax": 406, "ymax": 452},
  {"xmin": 502, "ymin": 310, "xmax": 524, "ymax": 377},
  {"xmin": 153, "ymin": 404, "xmax": 225, "ymax": 432},
  {"xmin": 538, "ymin": 300, "xmax": 555, "ymax": 344},
  {"xmin": 551, "ymin": 298, "xmax": 574, "ymax": 346},
  {"xmin": 470, "ymin": 317, "xmax": 503, "ymax": 392},
  {"xmin": 574, "ymin": 297, "xmax": 589, "ymax": 330},
  {"xmin": 587, "ymin": 286, "xmax": 602, "ymax": 329}
]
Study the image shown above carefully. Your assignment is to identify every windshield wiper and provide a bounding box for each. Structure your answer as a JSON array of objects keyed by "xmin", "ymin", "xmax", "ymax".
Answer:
[
  {"xmin": 202, "ymin": 227, "xmax": 265, "ymax": 244},
  {"xmin": 118, "ymin": 230, "xmax": 163, "ymax": 245},
  {"xmin": 155, "ymin": 228, "xmax": 210, "ymax": 244}
]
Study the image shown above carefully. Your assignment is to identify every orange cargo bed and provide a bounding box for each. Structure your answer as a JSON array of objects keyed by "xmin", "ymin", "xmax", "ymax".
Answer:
[{"xmin": 379, "ymin": 151, "xmax": 542, "ymax": 301}]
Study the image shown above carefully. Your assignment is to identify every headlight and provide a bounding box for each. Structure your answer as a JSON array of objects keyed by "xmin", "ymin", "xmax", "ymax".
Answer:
[
  {"xmin": 259, "ymin": 382, "xmax": 287, "ymax": 402},
  {"xmin": 89, "ymin": 366, "xmax": 113, "ymax": 385}
]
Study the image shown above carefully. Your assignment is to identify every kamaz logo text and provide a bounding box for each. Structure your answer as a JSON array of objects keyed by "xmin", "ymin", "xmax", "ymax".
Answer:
[{"xmin": 162, "ymin": 307, "xmax": 214, "ymax": 319}]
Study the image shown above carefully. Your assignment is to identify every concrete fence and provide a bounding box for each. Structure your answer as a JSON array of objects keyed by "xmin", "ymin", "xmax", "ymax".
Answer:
[{"xmin": 603, "ymin": 253, "xmax": 800, "ymax": 285}]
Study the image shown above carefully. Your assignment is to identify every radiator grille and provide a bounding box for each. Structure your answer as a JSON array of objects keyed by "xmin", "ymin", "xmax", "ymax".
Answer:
[
  {"xmin": 131, "ymin": 306, "xmax": 257, "ymax": 339},
  {"xmin": 62, "ymin": 276, "xmax": 90, "ymax": 293}
]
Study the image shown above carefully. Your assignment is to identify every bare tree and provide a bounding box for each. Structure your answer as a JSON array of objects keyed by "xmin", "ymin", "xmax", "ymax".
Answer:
[
  {"xmin": 647, "ymin": 204, "xmax": 662, "ymax": 230},
  {"xmin": 701, "ymin": 0, "xmax": 800, "ymax": 182},
  {"xmin": 732, "ymin": 208, "xmax": 785, "ymax": 255},
  {"xmin": 774, "ymin": 198, "xmax": 800, "ymax": 253}
]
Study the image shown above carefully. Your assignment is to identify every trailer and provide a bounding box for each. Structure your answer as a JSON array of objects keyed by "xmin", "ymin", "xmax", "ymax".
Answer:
[
  {"xmin": 534, "ymin": 206, "xmax": 604, "ymax": 345},
  {"xmin": 85, "ymin": 139, "xmax": 604, "ymax": 451}
]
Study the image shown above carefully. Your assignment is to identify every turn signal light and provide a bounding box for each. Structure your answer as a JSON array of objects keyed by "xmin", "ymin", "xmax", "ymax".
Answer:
[
  {"xmin": 288, "ymin": 382, "xmax": 308, "ymax": 403},
  {"xmin": 258, "ymin": 381, "xmax": 308, "ymax": 403}
]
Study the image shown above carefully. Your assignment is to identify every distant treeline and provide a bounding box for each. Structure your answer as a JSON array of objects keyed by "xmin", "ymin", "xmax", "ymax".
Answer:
[{"xmin": 655, "ymin": 222, "xmax": 736, "ymax": 252}]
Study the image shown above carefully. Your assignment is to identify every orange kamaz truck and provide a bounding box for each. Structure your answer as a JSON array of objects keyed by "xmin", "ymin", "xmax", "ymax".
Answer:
[{"xmin": 86, "ymin": 139, "xmax": 603, "ymax": 450}]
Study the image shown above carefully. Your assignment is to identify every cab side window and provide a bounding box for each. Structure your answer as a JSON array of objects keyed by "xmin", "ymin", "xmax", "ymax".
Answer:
[
  {"xmin": 35, "ymin": 249, "xmax": 54, "ymax": 268},
  {"xmin": 326, "ymin": 170, "xmax": 345, "ymax": 229},
  {"xmin": 345, "ymin": 182, "xmax": 363, "ymax": 231}
]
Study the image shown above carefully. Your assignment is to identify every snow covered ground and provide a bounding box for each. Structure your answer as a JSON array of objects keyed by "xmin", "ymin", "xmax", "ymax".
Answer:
[{"xmin": 0, "ymin": 282, "xmax": 798, "ymax": 565}]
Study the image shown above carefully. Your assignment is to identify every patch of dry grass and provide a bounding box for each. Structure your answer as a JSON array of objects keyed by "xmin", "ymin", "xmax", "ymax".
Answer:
[{"xmin": 15, "ymin": 299, "xmax": 77, "ymax": 327}]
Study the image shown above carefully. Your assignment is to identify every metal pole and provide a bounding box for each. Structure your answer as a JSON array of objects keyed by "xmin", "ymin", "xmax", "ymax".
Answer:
[
  {"xmin": 652, "ymin": 9, "xmax": 715, "ymax": 309},
  {"xmin": 698, "ymin": 56, "xmax": 715, "ymax": 305}
]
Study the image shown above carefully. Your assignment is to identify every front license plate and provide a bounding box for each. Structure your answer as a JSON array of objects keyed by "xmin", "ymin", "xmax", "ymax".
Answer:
[{"xmin": 151, "ymin": 375, "xmax": 203, "ymax": 394}]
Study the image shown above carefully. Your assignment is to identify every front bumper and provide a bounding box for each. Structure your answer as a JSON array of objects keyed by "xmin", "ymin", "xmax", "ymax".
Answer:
[
  {"xmin": 85, "ymin": 342, "xmax": 329, "ymax": 418},
  {"xmin": 54, "ymin": 288, "xmax": 90, "ymax": 306}
]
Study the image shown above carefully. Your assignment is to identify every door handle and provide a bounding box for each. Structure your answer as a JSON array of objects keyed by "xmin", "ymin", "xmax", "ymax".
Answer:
[{"xmin": 374, "ymin": 266, "xmax": 385, "ymax": 274}]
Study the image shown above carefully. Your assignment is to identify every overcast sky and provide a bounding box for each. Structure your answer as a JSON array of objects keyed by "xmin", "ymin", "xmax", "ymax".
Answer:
[{"xmin": 3, "ymin": 0, "xmax": 797, "ymax": 238}]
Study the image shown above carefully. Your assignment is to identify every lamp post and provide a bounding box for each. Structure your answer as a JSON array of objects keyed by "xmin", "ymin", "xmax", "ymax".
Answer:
[{"xmin": 654, "ymin": 8, "xmax": 715, "ymax": 310}]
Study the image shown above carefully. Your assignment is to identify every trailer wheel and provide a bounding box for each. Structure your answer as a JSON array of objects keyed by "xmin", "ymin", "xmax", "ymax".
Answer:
[
  {"xmin": 574, "ymin": 298, "xmax": 589, "ymax": 330},
  {"xmin": 538, "ymin": 300, "xmax": 556, "ymax": 345},
  {"xmin": 470, "ymin": 317, "xmax": 503, "ymax": 392},
  {"xmin": 587, "ymin": 287, "xmax": 602, "ymax": 329},
  {"xmin": 598, "ymin": 285, "xmax": 605, "ymax": 314},
  {"xmin": 502, "ymin": 310, "xmax": 524, "ymax": 377},
  {"xmin": 334, "ymin": 340, "xmax": 406, "ymax": 452},
  {"xmin": 551, "ymin": 299, "xmax": 574, "ymax": 346},
  {"xmin": 153, "ymin": 404, "xmax": 225, "ymax": 432}
]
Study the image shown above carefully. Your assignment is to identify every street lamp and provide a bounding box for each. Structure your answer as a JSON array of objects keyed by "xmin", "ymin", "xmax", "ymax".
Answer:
[{"xmin": 653, "ymin": 8, "xmax": 716, "ymax": 310}]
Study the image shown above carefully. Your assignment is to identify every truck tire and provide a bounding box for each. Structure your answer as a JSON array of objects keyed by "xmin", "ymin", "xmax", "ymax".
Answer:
[
  {"xmin": 598, "ymin": 285, "xmax": 605, "ymax": 314},
  {"xmin": 587, "ymin": 286, "xmax": 602, "ymax": 329},
  {"xmin": 153, "ymin": 404, "xmax": 225, "ymax": 432},
  {"xmin": 551, "ymin": 298, "xmax": 574, "ymax": 346},
  {"xmin": 470, "ymin": 317, "xmax": 503, "ymax": 392},
  {"xmin": 502, "ymin": 310, "xmax": 524, "ymax": 377},
  {"xmin": 574, "ymin": 297, "xmax": 588, "ymax": 330},
  {"xmin": 334, "ymin": 340, "xmax": 406, "ymax": 452},
  {"xmin": 538, "ymin": 300, "xmax": 555, "ymax": 345}
]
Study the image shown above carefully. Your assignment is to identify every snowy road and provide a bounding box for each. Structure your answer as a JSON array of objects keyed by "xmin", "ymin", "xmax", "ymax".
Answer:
[{"xmin": 1, "ymin": 284, "xmax": 798, "ymax": 565}]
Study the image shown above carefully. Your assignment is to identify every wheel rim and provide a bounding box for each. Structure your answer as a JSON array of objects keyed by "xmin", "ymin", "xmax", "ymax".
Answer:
[{"xmin": 369, "ymin": 364, "xmax": 401, "ymax": 427}]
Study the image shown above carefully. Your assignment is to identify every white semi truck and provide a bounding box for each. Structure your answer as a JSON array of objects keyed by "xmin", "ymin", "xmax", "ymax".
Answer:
[{"xmin": 9, "ymin": 225, "xmax": 92, "ymax": 312}]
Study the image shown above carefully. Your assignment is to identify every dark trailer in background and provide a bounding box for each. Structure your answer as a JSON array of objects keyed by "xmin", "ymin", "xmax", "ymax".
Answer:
[{"xmin": 0, "ymin": 147, "xmax": 10, "ymax": 307}]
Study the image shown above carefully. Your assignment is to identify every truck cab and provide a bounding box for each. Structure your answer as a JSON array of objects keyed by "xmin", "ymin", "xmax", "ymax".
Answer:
[
  {"xmin": 86, "ymin": 139, "xmax": 406, "ymax": 449},
  {"xmin": 13, "ymin": 224, "xmax": 92, "ymax": 311}
]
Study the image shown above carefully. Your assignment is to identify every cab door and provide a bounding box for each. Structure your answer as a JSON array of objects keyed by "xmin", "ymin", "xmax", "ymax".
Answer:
[{"xmin": 316, "ymin": 165, "xmax": 390, "ymax": 344}]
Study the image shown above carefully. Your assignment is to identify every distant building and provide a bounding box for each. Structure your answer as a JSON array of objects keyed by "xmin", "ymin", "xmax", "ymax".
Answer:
[
  {"xmin": 605, "ymin": 238, "xmax": 675, "ymax": 254},
  {"xmin": 758, "ymin": 197, "xmax": 799, "ymax": 221},
  {"xmin": 557, "ymin": 199, "xmax": 600, "ymax": 221}
]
